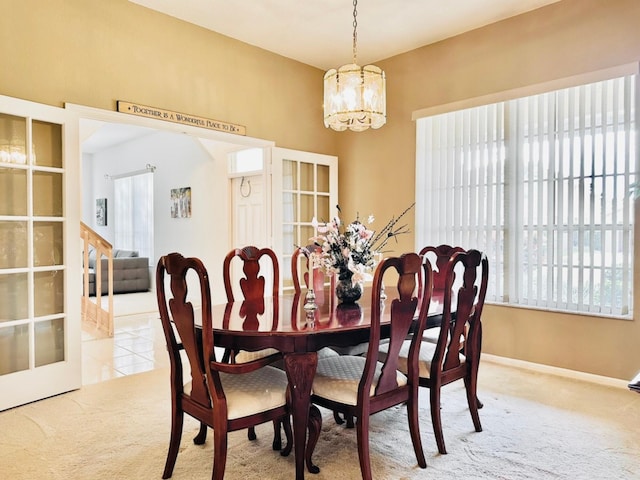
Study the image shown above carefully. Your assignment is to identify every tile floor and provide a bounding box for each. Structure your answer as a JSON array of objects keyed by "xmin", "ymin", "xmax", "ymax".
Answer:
[{"xmin": 81, "ymin": 292, "xmax": 168, "ymax": 385}]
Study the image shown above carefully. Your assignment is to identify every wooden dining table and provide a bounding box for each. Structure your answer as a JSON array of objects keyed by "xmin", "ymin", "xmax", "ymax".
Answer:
[{"xmin": 206, "ymin": 285, "xmax": 445, "ymax": 480}]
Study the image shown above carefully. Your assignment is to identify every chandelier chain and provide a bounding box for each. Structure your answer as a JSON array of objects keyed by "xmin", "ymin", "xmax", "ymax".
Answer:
[{"xmin": 352, "ymin": 0, "xmax": 358, "ymax": 64}]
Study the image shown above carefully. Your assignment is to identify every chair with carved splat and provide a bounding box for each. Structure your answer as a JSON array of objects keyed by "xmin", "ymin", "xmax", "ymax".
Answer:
[
  {"xmin": 291, "ymin": 245, "xmax": 334, "ymax": 296},
  {"xmin": 156, "ymin": 252, "xmax": 292, "ymax": 480},
  {"xmin": 222, "ymin": 245, "xmax": 285, "ymax": 444},
  {"xmin": 307, "ymin": 253, "xmax": 433, "ymax": 479},
  {"xmin": 418, "ymin": 245, "xmax": 466, "ymax": 342},
  {"xmin": 382, "ymin": 249, "xmax": 488, "ymax": 454}
]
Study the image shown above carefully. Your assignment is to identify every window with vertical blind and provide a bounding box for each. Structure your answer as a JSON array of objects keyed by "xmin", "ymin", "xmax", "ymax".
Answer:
[{"xmin": 416, "ymin": 72, "xmax": 636, "ymax": 317}]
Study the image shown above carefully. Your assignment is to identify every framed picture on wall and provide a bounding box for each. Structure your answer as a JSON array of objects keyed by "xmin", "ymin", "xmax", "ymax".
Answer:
[
  {"xmin": 96, "ymin": 198, "xmax": 107, "ymax": 226},
  {"xmin": 171, "ymin": 187, "xmax": 191, "ymax": 218}
]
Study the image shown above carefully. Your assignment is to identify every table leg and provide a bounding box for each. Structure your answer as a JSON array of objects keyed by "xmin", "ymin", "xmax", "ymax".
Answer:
[{"xmin": 284, "ymin": 352, "xmax": 318, "ymax": 480}]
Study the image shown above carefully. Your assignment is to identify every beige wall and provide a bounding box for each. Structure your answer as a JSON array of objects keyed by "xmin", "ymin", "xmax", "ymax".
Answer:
[
  {"xmin": 0, "ymin": 0, "xmax": 337, "ymax": 154},
  {"xmin": 349, "ymin": 0, "xmax": 640, "ymax": 380},
  {"xmin": 2, "ymin": 0, "xmax": 640, "ymax": 380}
]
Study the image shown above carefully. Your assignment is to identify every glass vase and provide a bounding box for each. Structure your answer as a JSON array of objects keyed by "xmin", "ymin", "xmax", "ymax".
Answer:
[{"xmin": 335, "ymin": 276, "xmax": 363, "ymax": 304}]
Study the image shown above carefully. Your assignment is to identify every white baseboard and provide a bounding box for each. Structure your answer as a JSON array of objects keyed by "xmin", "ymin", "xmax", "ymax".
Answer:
[{"xmin": 482, "ymin": 353, "xmax": 630, "ymax": 390}]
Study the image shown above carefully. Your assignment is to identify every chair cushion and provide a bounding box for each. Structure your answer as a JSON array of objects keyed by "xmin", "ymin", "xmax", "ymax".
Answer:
[
  {"xmin": 235, "ymin": 346, "xmax": 339, "ymax": 364},
  {"xmin": 220, "ymin": 366, "xmax": 289, "ymax": 420},
  {"xmin": 184, "ymin": 367, "xmax": 288, "ymax": 420},
  {"xmin": 317, "ymin": 347, "xmax": 340, "ymax": 358},
  {"xmin": 378, "ymin": 340, "xmax": 466, "ymax": 379},
  {"xmin": 234, "ymin": 348, "xmax": 280, "ymax": 363},
  {"xmin": 312, "ymin": 355, "xmax": 407, "ymax": 406},
  {"xmin": 422, "ymin": 327, "xmax": 440, "ymax": 344}
]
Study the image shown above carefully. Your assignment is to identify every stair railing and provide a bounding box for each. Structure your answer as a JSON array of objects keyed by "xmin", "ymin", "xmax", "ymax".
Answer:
[{"xmin": 80, "ymin": 221, "xmax": 114, "ymax": 337}]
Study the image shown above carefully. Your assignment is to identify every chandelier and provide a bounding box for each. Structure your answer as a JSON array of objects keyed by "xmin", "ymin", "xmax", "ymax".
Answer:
[{"xmin": 323, "ymin": 0, "xmax": 386, "ymax": 132}]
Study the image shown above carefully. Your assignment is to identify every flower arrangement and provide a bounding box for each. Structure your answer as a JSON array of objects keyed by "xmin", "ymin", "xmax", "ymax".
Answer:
[{"xmin": 310, "ymin": 203, "xmax": 415, "ymax": 286}]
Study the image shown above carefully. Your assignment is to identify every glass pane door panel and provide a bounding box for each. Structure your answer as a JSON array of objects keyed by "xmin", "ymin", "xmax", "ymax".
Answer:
[
  {"xmin": 0, "ymin": 221, "xmax": 28, "ymax": 269},
  {"xmin": 283, "ymin": 160, "xmax": 297, "ymax": 189},
  {"xmin": 33, "ymin": 171, "xmax": 63, "ymax": 216},
  {"xmin": 0, "ymin": 113, "xmax": 27, "ymax": 165},
  {"xmin": 300, "ymin": 162, "xmax": 314, "ymax": 191},
  {"xmin": 318, "ymin": 195, "xmax": 330, "ymax": 221},
  {"xmin": 283, "ymin": 192, "xmax": 297, "ymax": 222},
  {"xmin": 0, "ymin": 273, "xmax": 28, "ymax": 321},
  {"xmin": 0, "ymin": 324, "xmax": 29, "ymax": 375},
  {"xmin": 300, "ymin": 194, "xmax": 314, "ymax": 223},
  {"xmin": 0, "ymin": 168, "xmax": 28, "ymax": 215},
  {"xmin": 33, "ymin": 221, "xmax": 63, "ymax": 266},
  {"xmin": 282, "ymin": 256, "xmax": 293, "ymax": 289},
  {"xmin": 282, "ymin": 224, "xmax": 294, "ymax": 255},
  {"xmin": 34, "ymin": 318, "xmax": 64, "ymax": 367},
  {"xmin": 34, "ymin": 271, "xmax": 64, "ymax": 317},
  {"xmin": 32, "ymin": 121, "xmax": 62, "ymax": 168},
  {"xmin": 301, "ymin": 225, "xmax": 315, "ymax": 247},
  {"xmin": 317, "ymin": 165, "xmax": 330, "ymax": 193}
]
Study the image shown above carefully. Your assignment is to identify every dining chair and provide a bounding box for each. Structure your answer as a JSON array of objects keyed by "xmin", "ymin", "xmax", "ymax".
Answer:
[
  {"xmin": 291, "ymin": 244, "xmax": 334, "ymax": 296},
  {"xmin": 307, "ymin": 253, "xmax": 433, "ymax": 480},
  {"xmin": 222, "ymin": 245, "xmax": 285, "ymax": 443},
  {"xmin": 222, "ymin": 245, "xmax": 280, "ymax": 364},
  {"xmin": 381, "ymin": 249, "xmax": 488, "ymax": 455},
  {"xmin": 156, "ymin": 252, "xmax": 292, "ymax": 480},
  {"xmin": 418, "ymin": 244, "xmax": 466, "ymax": 343},
  {"xmin": 420, "ymin": 245, "xmax": 485, "ymax": 410},
  {"xmin": 419, "ymin": 244, "xmax": 466, "ymax": 291}
]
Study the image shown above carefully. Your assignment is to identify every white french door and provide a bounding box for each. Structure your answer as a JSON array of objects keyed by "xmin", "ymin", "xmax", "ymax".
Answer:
[
  {"xmin": 270, "ymin": 147, "xmax": 338, "ymax": 292},
  {"xmin": 0, "ymin": 95, "xmax": 81, "ymax": 411}
]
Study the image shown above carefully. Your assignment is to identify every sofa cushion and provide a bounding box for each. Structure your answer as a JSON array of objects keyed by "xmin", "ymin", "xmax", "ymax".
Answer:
[
  {"xmin": 88, "ymin": 248, "xmax": 139, "ymax": 268},
  {"xmin": 113, "ymin": 249, "xmax": 139, "ymax": 258},
  {"xmin": 87, "ymin": 253, "xmax": 150, "ymax": 295}
]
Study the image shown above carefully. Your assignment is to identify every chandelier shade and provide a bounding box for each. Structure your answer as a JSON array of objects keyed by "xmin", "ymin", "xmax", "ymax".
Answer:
[
  {"xmin": 323, "ymin": 0, "xmax": 386, "ymax": 132},
  {"xmin": 323, "ymin": 63, "xmax": 386, "ymax": 132}
]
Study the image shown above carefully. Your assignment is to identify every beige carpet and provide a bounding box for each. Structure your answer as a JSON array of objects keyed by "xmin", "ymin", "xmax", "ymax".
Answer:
[{"xmin": 1, "ymin": 359, "xmax": 639, "ymax": 480}]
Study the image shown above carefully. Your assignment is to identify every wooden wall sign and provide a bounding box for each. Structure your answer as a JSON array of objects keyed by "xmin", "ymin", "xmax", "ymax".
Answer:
[{"xmin": 117, "ymin": 101, "xmax": 246, "ymax": 136}]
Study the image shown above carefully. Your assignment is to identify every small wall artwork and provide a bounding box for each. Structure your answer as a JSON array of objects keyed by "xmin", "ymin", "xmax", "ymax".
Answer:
[
  {"xmin": 96, "ymin": 198, "xmax": 107, "ymax": 226},
  {"xmin": 171, "ymin": 187, "xmax": 191, "ymax": 218}
]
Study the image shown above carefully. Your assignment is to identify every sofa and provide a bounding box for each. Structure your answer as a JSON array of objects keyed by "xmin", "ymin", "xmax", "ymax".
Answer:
[{"xmin": 87, "ymin": 248, "xmax": 150, "ymax": 295}]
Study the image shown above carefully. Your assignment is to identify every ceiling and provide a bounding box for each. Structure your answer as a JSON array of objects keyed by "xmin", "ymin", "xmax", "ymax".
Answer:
[
  {"xmin": 129, "ymin": 0, "xmax": 561, "ymax": 70},
  {"xmin": 81, "ymin": 120, "xmax": 157, "ymax": 154},
  {"xmin": 85, "ymin": 0, "xmax": 561, "ymax": 153}
]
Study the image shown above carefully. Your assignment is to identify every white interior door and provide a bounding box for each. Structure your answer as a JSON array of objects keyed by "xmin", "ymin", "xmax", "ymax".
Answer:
[
  {"xmin": 229, "ymin": 172, "xmax": 272, "ymax": 298},
  {"xmin": 231, "ymin": 174, "xmax": 267, "ymax": 248},
  {"xmin": 0, "ymin": 95, "xmax": 81, "ymax": 411}
]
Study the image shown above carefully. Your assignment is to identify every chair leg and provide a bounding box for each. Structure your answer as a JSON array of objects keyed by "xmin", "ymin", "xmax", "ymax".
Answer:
[
  {"xmin": 464, "ymin": 375, "xmax": 483, "ymax": 432},
  {"xmin": 271, "ymin": 420, "xmax": 282, "ymax": 450},
  {"xmin": 281, "ymin": 415, "xmax": 293, "ymax": 457},
  {"xmin": 333, "ymin": 410, "xmax": 355, "ymax": 428},
  {"xmin": 407, "ymin": 392, "xmax": 427, "ymax": 468},
  {"xmin": 346, "ymin": 414, "xmax": 355, "ymax": 429},
  {"xmin": 193, "ymin": 422, "xmax": 208, "ymax": 445},
  {"xmin": 212, "ymin": 425, "xmax": 229, "ymax": 480},
  {"xmin": 162, "ymin": 408, "xmax": 184, "ymax": 479},
  {"xmin": 305, "ymin": 406, "xmax": 322, "ymax": 474},
  {"xmin": 430, "ymin": 387, "xmax": 447, "ymax": 454},
  {"xmin": 356, "ymin": 414, "xmax": 373, "ymax": 480},
  {"xmin": 247, "ymin": 426, "xmax": 256, "ymax": 441}
]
